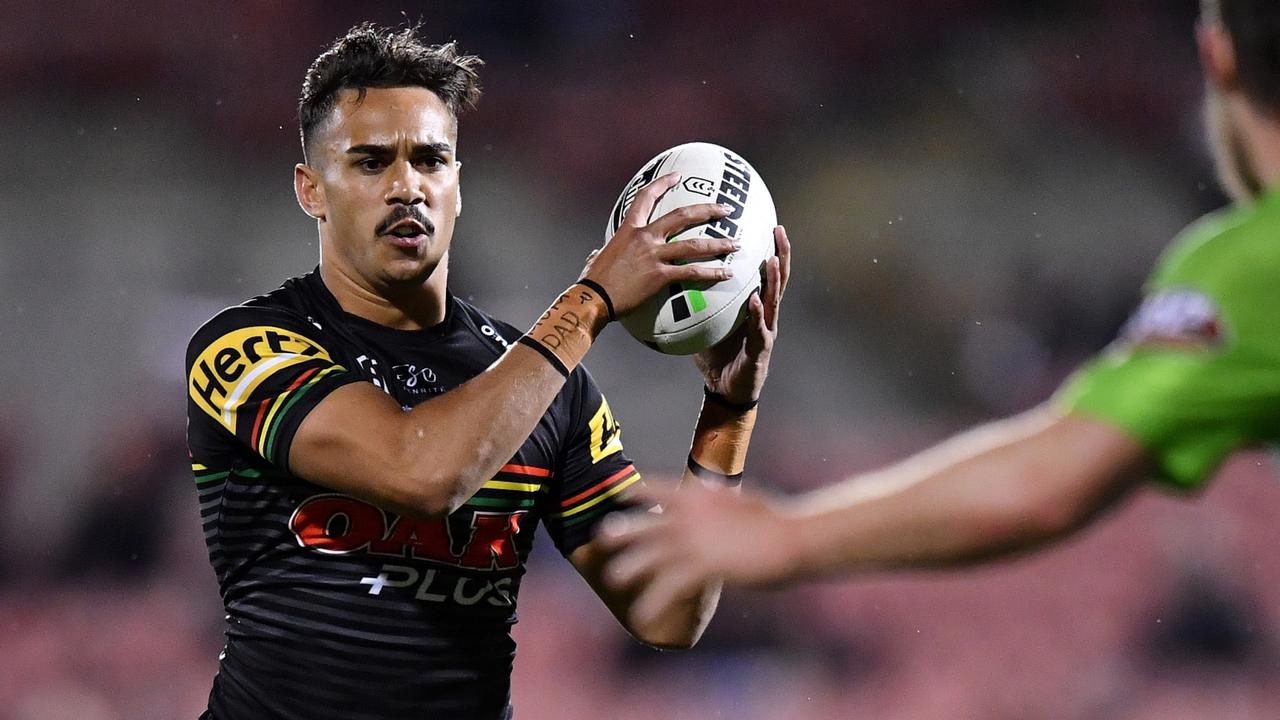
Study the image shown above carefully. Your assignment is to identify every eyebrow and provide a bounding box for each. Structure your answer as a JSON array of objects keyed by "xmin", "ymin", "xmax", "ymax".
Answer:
[{"xmin": 345, "ymin": 142, "xmax": 454, "ymax": 156}]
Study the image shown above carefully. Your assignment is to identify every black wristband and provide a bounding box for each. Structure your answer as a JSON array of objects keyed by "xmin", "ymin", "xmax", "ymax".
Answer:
[
  {"xmin": 703, "ymin": 386, "xmax": 759, "ymax": 412},
  {"xmin": 517, "ymin": 335, "xmax": 570, "ymax": 378},
  {"xmin": 687, "ymin": 454, "xmax": 744, "ymax": 486},
  {"xmin": 575, "ymin": 278, "xmax": 616, "ymax": 322}
]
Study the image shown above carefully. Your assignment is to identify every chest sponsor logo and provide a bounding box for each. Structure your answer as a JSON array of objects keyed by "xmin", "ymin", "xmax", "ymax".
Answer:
[
  {"xmin": 190, "ymin": 326, "xmax": 331, "ymax": 431},
  {"xmin": 356, "ymin": 562, "xmax": 516, "ymax": 606},
  {"xmin": 1120, "ymin": 289, "xmax": 1225, "ymax": 350},
  {"xmin": 289, "ymin": 494, "xmax": 524, "ymax": 570},
  {"xmin": 392, "ymin": 363, "xmax": 443, "ymax": 396},
  {"xmin": 289, "ymin": 495, "xmax": 526, "ymax": 607}
]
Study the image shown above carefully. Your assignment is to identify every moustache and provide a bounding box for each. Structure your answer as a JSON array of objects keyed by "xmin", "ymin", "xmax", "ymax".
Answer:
[{"xmin": 375, "ymin": 205, "xmax": 435, "ymax": 236}]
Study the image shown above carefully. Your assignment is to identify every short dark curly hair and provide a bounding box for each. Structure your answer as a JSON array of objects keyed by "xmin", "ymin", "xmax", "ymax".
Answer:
[
  {"xmin": 298, "ymin": 23, "xmax": 483, "ymax": 159},
  {"xmin": 1202, "ymin": 0, "xmax": 1280, "ymax": 111}
]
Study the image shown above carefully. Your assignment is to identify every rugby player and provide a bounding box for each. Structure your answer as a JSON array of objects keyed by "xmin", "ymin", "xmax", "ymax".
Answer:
[
  {"xmin": 185, "ymin": 23, "xmax": 789, "ymax": 719},
  {"xmin": 600, "ymin": 0, "xmax": 1280, "ymax": 626}
]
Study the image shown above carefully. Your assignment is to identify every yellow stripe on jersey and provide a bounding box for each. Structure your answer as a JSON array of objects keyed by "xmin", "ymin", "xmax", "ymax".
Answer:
[
  {"xmin": 188, "ymin": 325, "xmax": 333, "ymax": 432},
  {"xmin": 552, "ymin": 472, "xmax": 641, "ymax": 519},
  {"xmin": 256, "ymin": 364, "xmax": 343, "ymax": 453},
  {"xmin": 482, "ymin": 480, "xmax": 544, "ymax": 493}
]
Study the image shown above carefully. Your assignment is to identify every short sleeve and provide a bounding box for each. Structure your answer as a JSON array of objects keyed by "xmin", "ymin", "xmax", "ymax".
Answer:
[
  {"xmin": 1057, "ymin": 212, "xmax": 1280, "ymax": 489},
  {"xmin": 1058, "ymin": 345, "xmax": 1279, "ymax": 489},
  {"xmin": 185, "ymin": 306, "xmax": 364, "ymax": 472},
  {"xmin": 543, "ymin": 368, "xmax": 644, "ymax": 556}
]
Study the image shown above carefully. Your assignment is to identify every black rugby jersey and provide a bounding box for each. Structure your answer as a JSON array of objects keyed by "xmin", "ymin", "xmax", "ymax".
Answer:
[{"xmin": 186, "ymin": 269, "xmax": 639, "ymax": 720}]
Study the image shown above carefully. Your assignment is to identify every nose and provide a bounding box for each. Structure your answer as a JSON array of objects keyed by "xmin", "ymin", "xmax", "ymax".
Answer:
[{"xmin": 384, "ymin": 160, "xmax": 427, "ymax": 206}]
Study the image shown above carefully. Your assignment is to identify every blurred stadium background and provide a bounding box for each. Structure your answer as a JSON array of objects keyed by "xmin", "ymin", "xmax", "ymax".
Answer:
[{"xmin": 6, "ymin": 0, "xmax": 1280, "ymax": 717}]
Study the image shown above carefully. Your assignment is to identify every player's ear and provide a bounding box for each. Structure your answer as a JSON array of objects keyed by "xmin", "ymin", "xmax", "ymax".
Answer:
[
  {"xmin": 1198, "ymin": 19, "xmax": 1239, "ymax": 93},
  {"xmin": 455, "ymin": 160, "xmax": 463, "ymax": 217},
  {"xmin": 295, "ymin": 163, "xmax": 326, "ymax": 221}
]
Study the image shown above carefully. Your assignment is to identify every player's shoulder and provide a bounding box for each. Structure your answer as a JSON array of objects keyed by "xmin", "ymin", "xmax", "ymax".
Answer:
[
  {"xmin": 1123, "ymin": 195, "xmax": 1280, "ymax": 351},
  {"xmin": 1152, "ymin": 195, "xmax": 1280, "ymax": 290},
  {"xmin": 450, "ymin": 295, "xmax": 600, "ymax": 394},
  {"xmin": 448, "ymin": 295, "xmax": 525, "ymax": 355},
  {"xmin": 186, "ymin": 272, "xmax": 328, "ymax": 368}
]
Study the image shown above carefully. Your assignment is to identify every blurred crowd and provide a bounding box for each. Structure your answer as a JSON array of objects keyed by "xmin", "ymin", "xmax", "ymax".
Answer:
[{"xmin": 6, "ymin": 1, "xmax": 1280, "ymax": 718}]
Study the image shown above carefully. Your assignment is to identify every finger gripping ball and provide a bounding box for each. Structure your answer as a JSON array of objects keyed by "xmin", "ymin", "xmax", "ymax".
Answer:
[{"xmin": 606, "ymin": 142, "xmax": 777, "ymax": 355}]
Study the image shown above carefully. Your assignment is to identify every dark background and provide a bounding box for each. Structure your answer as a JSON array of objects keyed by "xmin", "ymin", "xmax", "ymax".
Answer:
[{"xmin": 5, "ymin": 1, "xmax": 1280, "ymax": 718}]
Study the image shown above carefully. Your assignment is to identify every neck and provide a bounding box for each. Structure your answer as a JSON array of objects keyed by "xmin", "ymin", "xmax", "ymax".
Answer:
[
  {"xmin": 1235, "ymin": 97, "xmax": 1280, "ymax": 196},
  {"xmin": 319, "ymin": 255, "xmax": 449, "ymax": 331}
]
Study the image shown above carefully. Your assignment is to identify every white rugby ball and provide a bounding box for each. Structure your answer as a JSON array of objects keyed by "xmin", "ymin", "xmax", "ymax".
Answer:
[{"xmin": 605, "ymin": 142, "xmax": 777, "ymax": 355}]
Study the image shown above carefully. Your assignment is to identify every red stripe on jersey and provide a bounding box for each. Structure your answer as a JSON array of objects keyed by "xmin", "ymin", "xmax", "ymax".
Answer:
[
  {"xmin": 254, "ymin": 366, "xmax": 321, "ymax": 451},
  {"xmin": 287, "ymin": 366, "xmax": 321, "ymax": 392},
  {"xmin": 500, "ymin": 463, "xmax": 553, "ymax": 478},
  {"xmin": 249, "ymin": 397, "xmax": 272, "ymax": 450},
  {"xmin": 560, "ymin": 464, "xmax": 637, "ymax": 508}
]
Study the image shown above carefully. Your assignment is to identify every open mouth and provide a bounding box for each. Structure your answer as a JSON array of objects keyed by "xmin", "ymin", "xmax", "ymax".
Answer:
[{"xmin": 382, "ymin": 219, "xmax": 429, "ymax": 248}]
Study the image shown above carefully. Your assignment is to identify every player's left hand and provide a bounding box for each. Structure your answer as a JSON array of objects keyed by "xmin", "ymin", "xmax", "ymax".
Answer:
[
  {"xmin": 597, "ymin": 482, "xmax": 795, "ymax": 627},
  {"xmin": 695, "ymin": 226, "xmax": 790, "ymax": 404}
]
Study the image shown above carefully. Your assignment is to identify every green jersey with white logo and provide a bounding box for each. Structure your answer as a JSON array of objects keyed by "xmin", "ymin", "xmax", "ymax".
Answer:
[{"xmin": 1057, "ymin": 190, "xmax": 1280, "ymax": 489}]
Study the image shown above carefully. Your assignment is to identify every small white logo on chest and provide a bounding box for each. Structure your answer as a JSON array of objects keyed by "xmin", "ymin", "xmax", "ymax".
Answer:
[{"xmin": 394, "ymin": 364, "xmax": 438, "ymax": 389}]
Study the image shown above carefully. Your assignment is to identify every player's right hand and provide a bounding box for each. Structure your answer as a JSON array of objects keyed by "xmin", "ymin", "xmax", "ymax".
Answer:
[{"xmin": 580, "ymin": 172, "xmax": 738, "ymax": 317}]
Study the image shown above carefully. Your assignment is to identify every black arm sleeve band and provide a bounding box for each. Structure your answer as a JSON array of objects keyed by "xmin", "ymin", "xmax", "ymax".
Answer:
[{"xmin": 517, "ymin": 335, "xmax": 570, "ymax": 378}]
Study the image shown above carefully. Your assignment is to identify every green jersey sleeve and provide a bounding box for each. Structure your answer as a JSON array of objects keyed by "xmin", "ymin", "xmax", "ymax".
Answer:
[{"xmin": 1057, "ymin": 195, "xmax": 1280, "ymax": 489}]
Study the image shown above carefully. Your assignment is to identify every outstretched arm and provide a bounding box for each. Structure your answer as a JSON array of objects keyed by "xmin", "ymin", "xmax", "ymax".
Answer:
[
  {"xmin": 600, "ymin": 405, "xmax": 1150, "ymax": 626},
  {"xmin": 782, "ymin": 408, "xmax": 1148, "ymax": 573}
]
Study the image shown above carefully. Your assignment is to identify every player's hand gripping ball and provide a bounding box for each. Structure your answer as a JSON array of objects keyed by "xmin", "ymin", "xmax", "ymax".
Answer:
[{"xmin": 606, "ymin": 142, "xmax": 777, "ymax": 354}]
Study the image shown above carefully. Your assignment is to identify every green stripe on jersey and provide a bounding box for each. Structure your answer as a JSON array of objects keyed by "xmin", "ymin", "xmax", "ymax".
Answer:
[
  {"xmin": 194, "ymin": 470, "xmax": 230, "ymax": 485},
  {"xmin": 263, "ymin": 370, "xmax": 330, "ymax": 462},
  {"xmin": 464, "ymin": 496, "xmax": 538, "ymax": 510}
]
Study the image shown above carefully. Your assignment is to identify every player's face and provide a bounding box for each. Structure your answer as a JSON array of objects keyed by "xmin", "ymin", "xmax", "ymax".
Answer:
[{"xmin": 304, "ymin": 86, "xmax": 461, "ymax": 290}]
